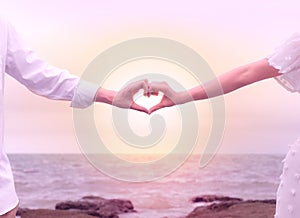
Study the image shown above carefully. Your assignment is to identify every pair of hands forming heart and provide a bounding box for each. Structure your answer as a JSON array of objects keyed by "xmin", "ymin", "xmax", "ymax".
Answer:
[{"xmin": 109, "ymin": 80, "xmax": 189, "ymax": 114}]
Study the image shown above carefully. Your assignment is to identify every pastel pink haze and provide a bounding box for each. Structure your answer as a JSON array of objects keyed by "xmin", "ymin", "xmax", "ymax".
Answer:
[{"xmin": 1, "ymin": 0, "xmax": 300, "ymax": 154}]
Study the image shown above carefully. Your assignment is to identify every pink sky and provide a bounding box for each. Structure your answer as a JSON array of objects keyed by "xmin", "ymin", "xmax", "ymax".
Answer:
[{"xmin": 2, "ymin": 0, "xmax": 300, "ymax": 154}]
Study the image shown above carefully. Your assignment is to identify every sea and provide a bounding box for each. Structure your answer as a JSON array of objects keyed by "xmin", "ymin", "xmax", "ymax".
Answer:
[{"xmin": 9, "ymin": 154, "xmax": 284, "ymax": 218}]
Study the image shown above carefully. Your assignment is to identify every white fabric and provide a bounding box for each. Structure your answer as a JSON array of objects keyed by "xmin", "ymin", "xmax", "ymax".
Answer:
[
  {"xmin": 268, "ymin": 33, "xmax": 300, "ymax": 92},
  {"xmin": 275, "ymin": 139, "xmax": 300, "ymax": 218},
  {"xmin": 0, "ymin": 18, "xmax": 98, "ymax": 214},
  {"xmin": 268, "ymin": 34, "xmax": 300, "ymax": 218},
  {"xmin": 71, "ymin": 80, "xmax": 99, "ymax": 108}
]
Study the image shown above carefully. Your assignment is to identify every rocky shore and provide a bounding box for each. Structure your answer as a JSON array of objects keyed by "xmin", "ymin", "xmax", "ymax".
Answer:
[
  {"xmin": 17, "ymin": 194, "xmax": 276, "ymax": 218},
  {"xmin": 187, "ymin": 195, "xmax": 275, "ymax": 218}
]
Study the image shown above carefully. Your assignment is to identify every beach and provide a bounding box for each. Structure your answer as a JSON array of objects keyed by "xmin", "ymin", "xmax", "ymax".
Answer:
[
  {"xmin": 10, "ymin": 154, "xmax": 283, "ymax": 217},
  {"xmin": 17, "ymin": 195, "xmax": 276, "ymax": 217}
]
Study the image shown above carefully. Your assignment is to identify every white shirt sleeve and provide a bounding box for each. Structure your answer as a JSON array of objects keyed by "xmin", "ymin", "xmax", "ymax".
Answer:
[
  {"xmin": 70, "ymin": 80, "xmax": 99, "ymax": 108},
  {"xmin": 4, "ymin": 20, "xmax": 98, "ymax": 108}
]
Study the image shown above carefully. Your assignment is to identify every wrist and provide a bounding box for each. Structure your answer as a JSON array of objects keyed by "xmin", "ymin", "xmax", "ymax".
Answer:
[
  {"xmin": 95, "ymin": 88, "xmax": 116, "ymax": 105},
  {"xmin": 176, "ymin": 90, "xmax": 194, "ymax": 104}
]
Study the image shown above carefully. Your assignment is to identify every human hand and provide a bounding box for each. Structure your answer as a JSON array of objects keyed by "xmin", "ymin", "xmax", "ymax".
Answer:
[
  {"xmin": 148, "ymin": 81, "xmax": 192, "ymax": 114},
  {"xmin": 112, "ymin": 79, "xmax": 150, "ymax": 114},
  {"xmin": 95, "ymin": 80, "xmax": 193, "ymax": 114}
]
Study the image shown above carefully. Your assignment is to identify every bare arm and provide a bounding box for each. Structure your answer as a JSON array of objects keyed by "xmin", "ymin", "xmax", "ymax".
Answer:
[
  {"xmin": 149, "ymin": 59, "xmax": 281, "ymax": 113},
  {"xmin": 189, "ymin": 58, "xmax": 281, "ymax": 100}
]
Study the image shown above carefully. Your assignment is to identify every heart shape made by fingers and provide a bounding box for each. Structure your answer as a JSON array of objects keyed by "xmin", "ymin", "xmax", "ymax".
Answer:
[{"xmin": 134, "ymin": 92, "xmax": 163, "ymax": 111}]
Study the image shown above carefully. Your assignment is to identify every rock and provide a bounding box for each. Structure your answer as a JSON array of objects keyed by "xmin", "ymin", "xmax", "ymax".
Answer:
[
  {"xmin": 245, "ymin": 199, "xmax": 276, "ymax": 204},
  {"xmin": 187, "ymin": 195, "xmax": 276, "ymax": 218},
  {"xmin": 186, "ymin": 201, "xmax": 275, "ymax": 218},
  {"xmin": 55, "ymin": 195, "xmax": 135, "ymax": 218},
  {"xmin": 55, "ymin": 200, "xmax": 99, "ymax": 211},
  {"xmin": 83, "ymin": 196, "xmax": 106, "ymax": 201},
  {"xmin": 16, "ymin": 207, "xmax": 30, "ymax": 216},
  {"xmin": 20, "ymin": 209, "xmax": 97, "ymax": 218},
  {"xmin": 191, "ymin": 194, "xmax": 243, "ymax": 203},
  {"xmin": 206, "ymin": 201, "xmax": 241, "ymax": 211}
]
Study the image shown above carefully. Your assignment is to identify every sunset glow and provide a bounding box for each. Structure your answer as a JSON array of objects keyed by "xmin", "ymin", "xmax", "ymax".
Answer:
[{"xmin": 2, "ymin": 0, "xmax": 300, "ymax": 154}]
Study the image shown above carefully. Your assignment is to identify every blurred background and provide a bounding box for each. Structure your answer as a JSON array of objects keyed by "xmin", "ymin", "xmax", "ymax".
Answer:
[{"xmin": 1, "ymin": 0, "xmax": 300, "ymax": 154}]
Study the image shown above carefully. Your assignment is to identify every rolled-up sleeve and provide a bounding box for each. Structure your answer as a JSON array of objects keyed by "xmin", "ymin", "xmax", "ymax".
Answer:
[{"xmin": 4, "ymin": 20, "xmax": 98, "ymax": 108}]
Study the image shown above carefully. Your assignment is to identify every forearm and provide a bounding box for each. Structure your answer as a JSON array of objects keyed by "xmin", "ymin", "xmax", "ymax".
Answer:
[
  {"xmin": 188, "ymin": 65, "xmax": 249, "ymax": 101},
  {"xmin": 185, "ymin": 59, "xmax": 281, "ymax": 102},
  {"xmin": 148, "ymin": 59, "xmax": 281, "ymax": 114},
  {"xmin": 6, "ymin": 20, "xmax": 82, "ymax": 101}
]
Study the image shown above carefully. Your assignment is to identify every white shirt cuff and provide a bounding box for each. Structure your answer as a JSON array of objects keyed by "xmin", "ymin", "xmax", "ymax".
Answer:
[{"xmin": 71, "ymin": 80, "xmax": 99, "ymax": 108}]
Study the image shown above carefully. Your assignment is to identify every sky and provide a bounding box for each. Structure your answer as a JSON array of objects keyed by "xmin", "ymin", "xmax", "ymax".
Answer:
[{"xmin": 2, "ymin": 0, "xmax": 300, "ymax": 154}]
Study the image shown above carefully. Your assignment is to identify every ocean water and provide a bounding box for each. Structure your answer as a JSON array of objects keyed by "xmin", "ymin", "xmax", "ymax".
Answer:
[{"xmin": 9, "ymin": 154, "xmax": 284, "ymax": 218}]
